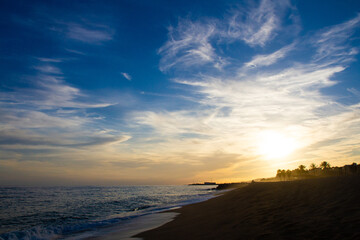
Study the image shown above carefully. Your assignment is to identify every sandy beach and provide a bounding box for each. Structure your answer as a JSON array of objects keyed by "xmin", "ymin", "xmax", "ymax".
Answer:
[{"xmin": 135, "ymin": 176, "xmax": 360, "ymax": 240}]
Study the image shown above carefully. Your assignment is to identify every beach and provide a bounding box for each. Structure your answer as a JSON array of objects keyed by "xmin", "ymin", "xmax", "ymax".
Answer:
[{"xmin": 135, "ymin": 176, "xmax": 360, "ymax": 240}]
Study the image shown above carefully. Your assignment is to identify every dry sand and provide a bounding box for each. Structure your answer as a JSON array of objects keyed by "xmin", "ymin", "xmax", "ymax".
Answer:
[{"xmin": 135, "ymin": 176, "xmax": 360, "ymax": 240}]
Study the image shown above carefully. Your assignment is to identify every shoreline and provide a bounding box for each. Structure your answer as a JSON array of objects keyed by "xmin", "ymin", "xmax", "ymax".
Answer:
[
  {"xmin": 81, "ymin": 212, "xmax": 179, "ymax": 240},
  {"xmin": 134, "ymin": 176, "xmax": 360, "ymax": 240},
  {"xmin": 76, "ymin": 187, "xmax": 221, "ymax": 240}
]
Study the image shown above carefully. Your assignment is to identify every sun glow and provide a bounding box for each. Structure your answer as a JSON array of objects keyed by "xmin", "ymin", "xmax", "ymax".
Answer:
[{"xmin": 257, "ymin": 130, "xmax": 298, "ymax": 160}]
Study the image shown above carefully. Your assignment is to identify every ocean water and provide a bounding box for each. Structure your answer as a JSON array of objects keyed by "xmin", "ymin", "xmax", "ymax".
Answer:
[{"xmin": 0, "ymin": 185, "xmax": 216, "ymax": 240}]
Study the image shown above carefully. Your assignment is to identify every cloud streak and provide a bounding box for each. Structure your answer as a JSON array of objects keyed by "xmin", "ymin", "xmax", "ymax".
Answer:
[
  {"xmin": 66, "ymin": 23, "xmax": 114, "ymax": 44},
  {"xmin": 244, "ymin": 43, "xmax": 295, "ymax": 68},
  {"xmin": 0, "ymin": 129, "xmax": 130, "ymax": 148},
  {"xmin": 313, "ymin": 13, "xmax": 360, "ymax": 63},
  {"xmin": 121, "ymin": 72, "xmax": 132, "ymax": 81},
  {"xmin": 2, "ymin": 62, "xmax": 113, "ymax": 110}
]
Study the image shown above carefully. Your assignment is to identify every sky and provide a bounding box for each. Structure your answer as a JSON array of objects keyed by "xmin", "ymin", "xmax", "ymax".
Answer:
[{"xmin": 1, "ymin": 0, "xmax": 360, "ymax": 186}]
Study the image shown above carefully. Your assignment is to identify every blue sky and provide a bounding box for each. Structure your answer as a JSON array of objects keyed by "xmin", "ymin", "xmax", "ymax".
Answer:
[{"xmin": 1, "ymin": 0, "xmax": 360, "ymax": 185}]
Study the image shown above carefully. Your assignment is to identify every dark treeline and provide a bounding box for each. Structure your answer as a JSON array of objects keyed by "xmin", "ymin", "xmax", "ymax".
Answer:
[{"xmin": 276, "ymin": 162, "xmax": 360, "ymax": 181}]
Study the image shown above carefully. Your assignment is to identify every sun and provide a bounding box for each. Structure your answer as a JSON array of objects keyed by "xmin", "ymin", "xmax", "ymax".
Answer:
[{"xmin": 256, "ymin": 130, "xmax": 297, "ymax": 160}]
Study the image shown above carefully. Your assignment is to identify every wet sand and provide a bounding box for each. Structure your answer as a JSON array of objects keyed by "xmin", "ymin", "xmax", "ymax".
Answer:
[
  {"xmin": 136, "ymin": 176, "xmax": 360, "ymax": 240},
  {"xmin": 84, "ymin": 212, "xmax": 178, "ymax": 240}
]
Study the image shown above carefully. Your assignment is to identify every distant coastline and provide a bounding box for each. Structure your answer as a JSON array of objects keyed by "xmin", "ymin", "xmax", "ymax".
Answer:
[
  {"xmin": 188, "ymin": 182, "xmax": 217, "ymax": 186},
  {"xmin": 190, "ymin": 162, "xmax": 360, "ymax": 190}
]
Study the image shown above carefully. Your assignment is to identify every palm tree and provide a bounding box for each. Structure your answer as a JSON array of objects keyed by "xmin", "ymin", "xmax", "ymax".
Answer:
[
  {"xmin": 320, "ymin": 161, "xmax": 330, "ymax": 170},
  {"xmin": 298, "ymin": 165, "xmax": 306, "ymax": 172},
  {"xmin": 276, "ymin": 169, "xmax": 286, "ymax": 180},
  {"xmin": 297, "ymin": 165, "xmax": 306, "ymax": 176},
  {"xmin": 310, "ymin": 163, "xmax": 317, "ymax": 170},
  {"xmin": 286, "ymin": 170, "xmax": 292, "ymax": 180}
]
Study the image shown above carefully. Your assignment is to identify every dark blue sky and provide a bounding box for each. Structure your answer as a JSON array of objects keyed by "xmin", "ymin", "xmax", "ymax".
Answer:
[{"xmin": 1, "ymin": 0, "xmax": 360, "ymax": 185}]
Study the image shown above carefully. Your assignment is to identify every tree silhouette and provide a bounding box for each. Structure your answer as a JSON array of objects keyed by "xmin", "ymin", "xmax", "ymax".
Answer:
[
  {"xmin": 281, "ymin": 170, "xmax": 286, "ymax": 180},
  {"xmin": 286, "ymin": 170, "xmax": 292, "ymax": 179},
  {"xmin": 310, "ymin": 163, "xmax": 317, "ymax": 170},
  {"xmin": 320, "ymin": 161, "xmax": 330, "ymax": 170},
  {"xmin": 298, "ymin": 165, "xmax": 306, "ymax": 172},
  {"xmin": 274, "ymin": 161, "xmax": 360, "ymax": 179},
  {"xmin": 276, "ymin": 169, "xmax": 288, "ymax": 180}
]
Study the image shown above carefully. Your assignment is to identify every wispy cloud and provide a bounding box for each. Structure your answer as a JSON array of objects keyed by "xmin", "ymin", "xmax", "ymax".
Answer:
[
  {"xmin": 34, "ymin": 65, "xmax": 62, "ymax": 74},
  {"xmin": 0, "ymin": 108, "xmax": 85, "ymax": 129},
  {"xmin": 158, "ymin": 20, "xmax": 220, "ymax": 71},
  {"xmin": 347, "ymin": 88, "xmax": 360, "ymax": 98},
  {"xmin": 0, "ymin": 59, "xmax": 122, "ymax": 159},
  {"xmin": 121, "ymin": 72, "xmax": 132, "ymax": 81},
  {"xmin": 4, "ymin": 74, "xmax": 111, "ymax": 109},
  {"xmin": 0, "ymin": 129, "xmax": 130, "ymax": 148},
  {"xmin": 158, "ymin": 0, "xmax": 296, "ymax": 72},
  {"xmin": 5, "ymin": 60, "xmax": 113, "ymax": 109},
  {"xmin": 66, "ymin": 23, "xmax": 114, "ymax": 44},
  {"xmin": 37, "ymin": 58, "xmax": 63, "ymax": 63},
  {"xmin": 65, "ymin": 48, "xmax": 86, "ymax": 55},
  {"xmin": 312, "ymin": 13, "xmax": 360, "ymax": 63},
  {"xmin": 227, "ymin": 0, "xmax": 284, "ymax": 47},
  {"xmin": 12, "ymin": 8, "xmax": 115, "ymax": 46},
  {"xmin": 244, "ymin": 43, "xmax": 295, "ymax": 68}
]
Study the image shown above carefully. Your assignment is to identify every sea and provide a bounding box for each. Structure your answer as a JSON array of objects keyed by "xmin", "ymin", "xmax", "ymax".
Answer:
[{"xmin": 0, "ymin": 185, "xmax": 217, "ymax": 240}]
